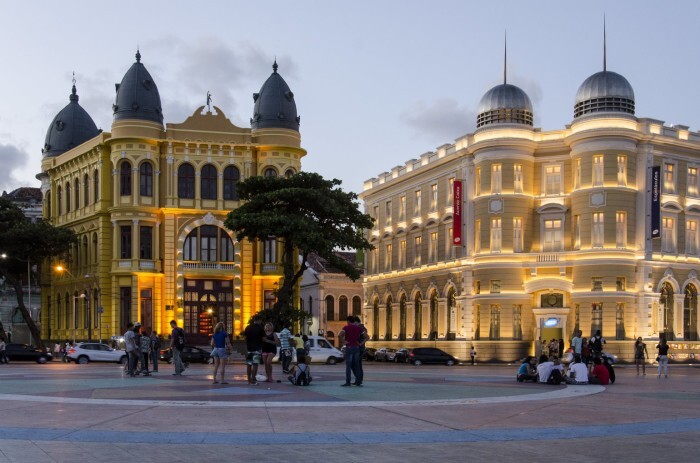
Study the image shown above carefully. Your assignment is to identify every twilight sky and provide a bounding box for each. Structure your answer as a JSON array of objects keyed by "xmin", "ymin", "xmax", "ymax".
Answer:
[{"xmin": 1, "ymin": 0, "xmax": 700, "ymax": 195}]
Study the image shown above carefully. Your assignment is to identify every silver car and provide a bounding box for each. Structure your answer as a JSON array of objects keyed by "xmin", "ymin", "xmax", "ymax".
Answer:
[{"xmin": 67, "ymin": 342, "xmax": 128, "ymax": 365}]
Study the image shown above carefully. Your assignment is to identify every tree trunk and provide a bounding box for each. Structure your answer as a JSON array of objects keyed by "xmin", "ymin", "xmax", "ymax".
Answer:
[{"xmin": 10, "ymin": 278, "xmax": 45, "ymax": 351}]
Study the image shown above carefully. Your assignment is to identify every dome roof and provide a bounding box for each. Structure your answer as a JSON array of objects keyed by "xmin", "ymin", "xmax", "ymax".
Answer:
[
  {"xmin": 476, "ymin": 83, "xmax": 534, "ymax": 128},
  {"xmin": 574, "ymin": 70, "xmax": 635, "ymax": 118},
  {"xmin": 113, "ymin": 51, "xmax": 163, "ymax": 124},
  {"xmin": 251, "ymin": 61, "xmax": 299, "ymax": 131},
  {"xmin": 42, "ymin": 84, "xmax": 100, "ymax": 158}
]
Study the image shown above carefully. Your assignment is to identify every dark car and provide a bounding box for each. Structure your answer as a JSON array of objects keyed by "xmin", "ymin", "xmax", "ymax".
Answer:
[
  {"xmin": 408, "ymin": 347, "xmax": 458, "ymax": 366},
  {"xmin": 362, "ymin": 347, "xmax": 377, "ymax": 361},
  {"xmin": 160, "ymin": 346, "xmax": 211, "ymax": 364},
  {"xmin": 4, "ymin": 343, "xmax": 54, "ymax": 364},
  {"xmin": 394, "ymin": 348, "xmax": 410, "ymax": 363}
]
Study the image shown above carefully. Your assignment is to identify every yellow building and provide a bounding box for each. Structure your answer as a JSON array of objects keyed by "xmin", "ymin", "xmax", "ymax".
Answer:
[
  {"xmin": 361, "ymin": 57, "xmax": 700, "ymax": 362},
  {"xmin": 37, "ymin": 53, "xmax": 304, "ymax": 344}
]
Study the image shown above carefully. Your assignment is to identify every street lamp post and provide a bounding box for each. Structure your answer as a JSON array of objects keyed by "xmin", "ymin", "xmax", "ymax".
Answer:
[{"xmin": 72, "ymin": 293, "xmax": 86, "ymax": 345}]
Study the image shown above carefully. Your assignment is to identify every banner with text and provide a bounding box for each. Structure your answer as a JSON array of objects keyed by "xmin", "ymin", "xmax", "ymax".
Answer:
[
  {"xmin": 453, "ymin": 180, "xmax": 462, "ymax": 245},
  {"xmin": 651, "ymin": 165, "xmax": 661, "ymax": 239}
]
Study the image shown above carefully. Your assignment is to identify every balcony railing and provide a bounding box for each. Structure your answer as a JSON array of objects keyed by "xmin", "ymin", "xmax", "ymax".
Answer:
[{"xmin": 183, "ymin": 261, "xmax": 236, "ymax": 270}]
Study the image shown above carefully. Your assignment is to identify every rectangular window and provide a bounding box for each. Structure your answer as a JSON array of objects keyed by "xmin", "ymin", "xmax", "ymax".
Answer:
[
  {"xmin": 490, "ymin": 280, "xmax": 501, "ymax": 294},
  {"xmin": 543, "ymin": 219, "xmax": 563, "ymax": 252},
  {"xmin": 687, "ymin": 220, "xmax": 698, "ymax": 255},
  {"xmin": 574, "ymin": 158, "xmax": 581, "ymax": 189},
  {"xmin": 399, "ymin": 195, "xmax": 406, "ymax": 221},
  {"xmin": 373, "ymin": 205, "xmax": 379, "ymax": 228},
  {"xmin": 120, "ymin": 225, "xmax": 132, "ymax": 259},
  {"xmin": 413, "ymin": 236, "xmax": 422, "ymax": 266},
  {"xmin": 514, "ymin": 164, "xmax": 523, "ymax": 194},
  {"xmin": 221, "ymin": 235, "xmax": 234, "ymax": 261},
  {"xmin": 399, "ymin": 239, "xmax": 406, "ymax": 269},
  {"xmin": 592, "ymin": 277, "xmax": 603, "ymax": 291},
  {"xmin": 616, "ymin": 277, "xmax": 626, "ymax": 292},
  {"xmin": 475, "ymin": 168, "xmax": 481, "ymax": 196},
  {"xmin": 544, "ymin": 165, "xmax": 561, "ymax": 196},
  {"xmin": 593, "ymin": 155, "xmax": 604, "ymax": 187},
  {"xmin": 139, "ymin": 226, "xmax": 152, "ymax": 259},
  {"xmin": 616, "ymin": 212, "xmax": 626, "ymax": 248},
  {"xmin": 617, "ymin": 155, "xmax": 627, "ymax": 186},
  {"xmin": 263, "ymin": 238, "xmax": 277, "ymax": 263},
  {"xmin": 385, "ymin": 243, "xmax": 392, "ymax": 272},
  {"xmin": 662, "ymin": 217, "xmax": 676, "ymax": 252},
  {"xmin": 474, "ymin": 280, "xmax": 481, "ymax": 294},
  {"xmin": 447, "ymin": 177, "xmax": 455, "ymax": 206},
  {"xmin": 385, "ymin": 201, "xmax": 392, "ymax": 226},
  {"xmin": 574, "ymin": 215, "xmax": 581, "ymax": 249},
  {"xmin": 430, "ymin": 184, "xmax": 438, "ymax": 211},
  {"xmin": 414, "ymin": 190, "xmax": 421, "ymax": 217},
  {"xmin": 664, "ymin": 163, "xmax": 676, "ymax": 194},
  {"xmin": 490, "ymin": 217, "xmax": 502, "ymax": 253},
  {"xmin": 592, "ymin": 212, "xmax": 604, "ymax": 248},
  {"xmin": 429, "ymin": 231, "xmax": 438, "ymax": 262},
  {"xmin": 371, "ymin": 248, "xmax": 378, "ymax": 273},
  {"xmin": 591, "ymin": 303, "xmax": 603, "ymax": 336},
  {"xmin": 489, "ymin": 305, "xmax": 501, "ymax": 340},
  {"xmin": 491, "ymin": 164, "xmax": 502, "ymax": 194},
  {"xmin": 447, "ymin": 227, "xmax": 455, "ymax": 259},
  {"xmin": 513, "ymin": 217, "xmax": 523, "ymax": 253},
  {"xmin": 688, "ymin": 167, "xmax": 698, "ymax": 197},
  {"xmin": 475, "ymin": 219, "xmax": 481, "ymax": 253}
]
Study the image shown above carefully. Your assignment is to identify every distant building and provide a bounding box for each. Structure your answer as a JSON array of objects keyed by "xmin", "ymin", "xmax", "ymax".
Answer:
[
  {"xmin": 1, "ymin": 187, "xmax": 42, "ymax": 223},
  {"xmin": 299, "ymin": 251, "xmax": 363, "ymax": 346}
]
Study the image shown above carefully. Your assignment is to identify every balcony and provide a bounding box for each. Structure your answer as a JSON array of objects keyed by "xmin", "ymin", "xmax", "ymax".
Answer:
[{"xmin": 183, "ymin": 261, "xmax": 236, "ymax": 270}]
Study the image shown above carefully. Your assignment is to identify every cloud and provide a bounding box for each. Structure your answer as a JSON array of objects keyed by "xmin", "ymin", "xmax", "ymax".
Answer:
[
  {"xmin": 0, "ymin": 143, "xmax": 32, "ymax": 193},
  {"xmin": 400, "ymin": 98, "xmax": 476, "ymax": 143}
]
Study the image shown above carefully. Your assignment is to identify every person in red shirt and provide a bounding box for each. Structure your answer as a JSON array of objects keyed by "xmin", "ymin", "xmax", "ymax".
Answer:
[
  {"xmin": 588, "ymin": 357, "xmax": 610, "ymax": 385},
  {"xmin": 338, "ymin": 316, "xmax": 364, "ymax": 387}
]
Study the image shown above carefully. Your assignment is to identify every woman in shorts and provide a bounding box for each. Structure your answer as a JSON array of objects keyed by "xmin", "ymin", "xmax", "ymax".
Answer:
[
  {"xmin": 261, "ymin": 322, "xmax": 277, "ymax": 382},
  {"xmin": 210, "ymin": 322, "xmax": 231, "ymax": 384}
]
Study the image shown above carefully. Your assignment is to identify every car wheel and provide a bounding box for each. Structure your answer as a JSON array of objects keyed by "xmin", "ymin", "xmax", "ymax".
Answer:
[
  {"xmin": 37, "ymin": 356, "xmax": 48, "ymax": 364},
  {"xmin": 413, "ymin": 360, "xmax": 422, "ymax": 366},
  {"xmin": 78, "ymin": 356, "xmax": 89, "ymax": 365},
  {"xmin": 446, "ymin": 360, "xmax": 455, "ymax": 366},
  {"xmin": 327, "ymin": 357, "xmax": 337, "ymax": 365}
]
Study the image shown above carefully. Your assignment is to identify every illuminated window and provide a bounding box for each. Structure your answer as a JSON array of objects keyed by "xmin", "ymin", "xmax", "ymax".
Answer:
[
  {"xmin": 491, "ymin": 164, "xmax": 502, "ymax": 194},
  {"xmin": 662, "ymin": 217, "xmax": 676, "ymax": 253},
  {"xmin": 430, "ymin": 184, "xmax": 438, "ymax": 211},
  {"xmin": 399, "ymin": 195, "xmax": 406, "ymax": 221},
  {"xmin": 616, "ymin": 277, "xmax": 626, "ymax": 291},
  {"xmin": 591, "ymin": 303, "xmax": 603, "ymax": 336},
  {"xmin": 474, "ymin": 280, "xmax": 480, "ymax": 294},
  {"xmin": 514, "ymin": 164, "xmax": 523, "ymax": 194},
  {"xmin": 687, "ymin": 220, "xmax": 698, "ymax": 255},
  {"xmin": 574, "ymin": 158, "xmax": 581, "ymax": 189},
  {"xmin": 385, "ymin": 201, "xmax": 392, "ymax": 226},
  {"xmin": 574, "ymin": 215, "xmax": 581, "ymax": 249},
  {"xmin": 475, "ymin": 219, "xmax": 481, "ymax": 253},
  {"xmin": 616, "ymin": 212, "xmax": 627, "ymax": 248},
  {"xmin": 398, "ymin": 239, "xmax": 406, "ymax": 269},
  {"xmin": 543, "ymin": 219, "xmax": 563, "ymax": 252},
  {"xmin": 593, "ymin": 155, "xmax": 604, "ymax": 187},
  {"xmin": 489, "ymin": 305, "xmax": 501, "ymax": 340},
  {"xmin": 592, "ymin": 212, "xmax": 604, "ymax": 248},
  {"xmin": 446, "ymin": 227, "xmax": 455, "ymax": 259},
  {"xmin": 663, "ymin": 163, "xmax": 676, "ymax": 194},
  {"xmin": 617, "ymin": 155, "xmax": 627, "ymax": 186},
  {"xmin": 373, "ymin": 205, "xmax": 379, "ymax": 229},
  {"xmin": 490, "ymin": 218, "xmax": 502, "ymax": 253},
  {"xmin": 688, "ymin": 167, "xmax": 698, "ymax": 197},
  {"xmin": 429, "ymin": 231, "xmax": 438, "ymax": 262},
  {"xmin": 414, "ymin": 190, "xmax": 421, "ymax": 217},
  {"xmin": 385, "ymin": 243, "xmax": 392, "ymax": 272},
  {"xmin": 513, "ymin": 217, "xmax": 523, "ymax": 253},
  {"xmin": 447, "ymin": 177, "xmax": 455, "ymax": 206},
  {"xmin": 475, "ymin": 167, "xmax": 481, "ymax": 196},
  {"xmin": 591, "ymin": 277, "xmax": 603, "ymax": 291},
  {"xmin": 490, "ymin": 280, "xmax": 501, "ymax": 293},
  {"xmin": 413, "ymin": 236, "xmax": 422, "ymax": 266},
  {"xmin": 544, "ymin": 165, "xmax": 561, "ymax": 195}
]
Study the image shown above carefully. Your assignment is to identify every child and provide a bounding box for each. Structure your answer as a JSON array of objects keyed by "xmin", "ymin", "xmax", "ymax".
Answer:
[{"xmin": 288, "ymin": 354, "xmax": 312, "ymax": 386}]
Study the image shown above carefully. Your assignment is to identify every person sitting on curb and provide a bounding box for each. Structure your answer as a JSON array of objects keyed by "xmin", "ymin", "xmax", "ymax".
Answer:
[
  {"xmin": 516, "ymin": 356, "xmax": 538, "ymax": 382},
  {"xmin": 564, "ymin": 354, "xmax": 589, "ymax": 384},
  {"xmin": 288, "ymin": 354, "xmax": 312, "ymax": 386},
  {"xmin": 588, "ymin": 357, "xmax": 610, "ymax": 385}
]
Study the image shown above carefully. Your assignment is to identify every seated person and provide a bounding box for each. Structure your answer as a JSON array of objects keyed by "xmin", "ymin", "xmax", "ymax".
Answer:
[
  {"xmin": 564, "ymin": 355, "xmax": 589, "ymax": 384},
  {"xmin": 536, "ymin": 354, "xmax": 553, "ymax": 383},
  {"xmin": 288, "ymin": 354, "xmax": 312, "ymax": 386},
  {"xmin": 517, "ymin": 356, "xmax": 538, "ymax": 382},
  {"xmin": 589, "ymin": 357, "xmax": 610, "ymax": 385}
]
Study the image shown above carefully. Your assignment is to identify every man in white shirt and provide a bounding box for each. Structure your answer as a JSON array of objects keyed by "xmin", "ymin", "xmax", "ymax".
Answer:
[
  {"xmin": 565, "ymin": 355, "xmax": 589, "ymax": 384},
  {"xmin": 536, "ymin": 355, "xmax": 554, "ymax": 383}
]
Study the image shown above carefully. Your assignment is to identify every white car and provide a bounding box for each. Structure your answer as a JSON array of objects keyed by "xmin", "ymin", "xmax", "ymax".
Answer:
[
  {"xmin": 67, "ymin": 342, "xmax": 128, "ymax": 365},
  {"xmin": 273, "ymin": 336, "xmax": 344, "ymax": 364}
]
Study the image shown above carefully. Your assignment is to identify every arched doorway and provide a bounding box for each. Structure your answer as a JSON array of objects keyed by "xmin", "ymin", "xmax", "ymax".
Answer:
[
  {"xmin": 684, "ymin": 284, "xmax": 698, "ymax": 341},
  {"xmin": 399, "ymin": 294, "xmax": 407, "ymax": 341},
  {"xmin": 446, "ymin": 288, "xmax": 456, "ymax": 339},
  {"xmin": 429, "ymin": 290, "xmax": 438, "ymax": 340},
  {"xmin": 372, "ymin": 298, "xmax": 380, "ymax": 341},
  {"xmin": 413, "ymin": 292, "xmax": 422, "ymax": 340},
  {"xmin": 385, "ymin": 296, "xmax": 393, "ymax": 340},
  {"xmin": 660, "ymin": 282, "xmax": 675, "ymax": 340}
]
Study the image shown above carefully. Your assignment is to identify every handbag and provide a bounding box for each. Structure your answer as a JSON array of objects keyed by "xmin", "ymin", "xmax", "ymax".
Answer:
[{"xmin": 655, "ymin": 356, "xmax": 660, "ymax": 361}]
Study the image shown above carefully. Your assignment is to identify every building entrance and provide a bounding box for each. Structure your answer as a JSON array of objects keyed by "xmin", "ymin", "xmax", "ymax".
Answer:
[{"xmin": 183, "ymin": 279, "xmax": 233, "ymax": 344}]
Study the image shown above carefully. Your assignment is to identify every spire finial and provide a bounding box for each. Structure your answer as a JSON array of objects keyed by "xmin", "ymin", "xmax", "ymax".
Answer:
[
  {"xmin": 273, "ymin": 58, "xmax": 278, "ymax": 74},
  {"xmin": 70, "ymin": 72, "xmax": 78, "ymax": 102},
  {"xmin": 136, "ymin": 47, "xmax": 141, "ymax": 63},
  {"xmin": 603, "ymin": 15, "xmax": 607, "ymax": 72},
  {"xmin": 504, "ymin": 30, "xmax": 507, "ymax": 85}
]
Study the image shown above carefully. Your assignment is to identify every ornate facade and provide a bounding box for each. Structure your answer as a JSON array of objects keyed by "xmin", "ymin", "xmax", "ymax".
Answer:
[
  {"xmin": 38, "ymin": 53, "xmax": 304, "ymax": 343},
  {"xmin": 361, "ymin": 58, "xmax": 700, "ymax": 362}
]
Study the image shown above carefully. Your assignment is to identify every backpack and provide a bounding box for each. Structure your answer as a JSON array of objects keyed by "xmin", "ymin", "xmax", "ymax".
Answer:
[
  {"xmin": 292, "ymin": 365, "xmax": 311, "ymax": 386},
  {"xmin": 547, "ymin": 368, "xmax": 563, "ymax": 385},
  {"xmin": 174, "ymin": 328, "xmax": 185, "ymax": 351},
  {"xmin": 591, "ymin": 336, "xmax": 603, "ymax": 353}
]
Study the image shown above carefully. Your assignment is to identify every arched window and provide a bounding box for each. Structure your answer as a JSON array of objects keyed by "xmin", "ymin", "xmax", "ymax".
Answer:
[
  {"xmin": 178, "ymin": 163, "xmax": 195, "ymax": 199},
  {"xmin": 140, "ymin": 162, "xmax": 153, "ymax": 197},
  {"xmin": 325, "ymin": 295, "xmax": 335, "ymax": 321},
  {"xmin": 83, "ymin": 173, "xmax": 89, "ymax": 207},
  {"xmin": 429, "ymin": 290, "xmax": 438, "ymax": 339},
  {"xmin": 263, "ymin": 167, "xmax": 277, "ymax": 178},
  {"xmin": 120, "ymin": 161, "xmax": 132, "ymax": 196},
  {"xmin": 385, "ymin": 296, "xmax": 393, "ymax": 340},
  {"xmin": 372, "ymin": 298, "xmax": 380, "ymax": 340},
  {"xmin": 183, "ymin": 226, "xmax": 234, "ymax": 262},
  {"xmin": 223, "ymin": 165, "xmax": 240, "ymax": 200},
  {"xmin": 56, "ymin": 293, "xmax": 62, "ymax": 329},
  {"xmin": 339, "ymin": 296, "xmax": 349, "ymax": 320},
  {"xmin": 685, "ymin": 284, "xmax": 698, "ymax": 341},
  {"xmin": 447, "ymin": 288, "xmax": 456, "ymax": 338},
  {"xmin": 399, "ymin": 294, "xmax": 407, "ymax": 341},
  {"xmin": 660, "ymin": 282, "xmax": 675, "ymax": 340},
  {"xmin": 92, "ymin": 233, "xmax": 98, "ymax": 264},
  {"xmin": 45, "ymin": 191, "xmax": 51, "ymax": 218},
  {"xmin": 94, "ymin": 169, "xmax": 99, "ymax": 203},
  {"xmin": 57, "ymin": 186, "xmax": 62, "ymax": 215},
  {"xmin": 201, "ymin": 164, "xmax": 218, "ymax": 200},
  {"xmin": 65, "ymin": 182, "xmax": 71, "ymax": 213},
  {"xmin": 82, "ymin": 236, "xmax": 88, "ymax": 267},
  {"xmin": 74, "ymin": 178, "xmax": 80, "ymax": 210},
  {"xmin": 414, "ymin": 292, "xmax": 422, "ymax": 340},
  {"xmin": 352, "ymin": 296, "xmax": 362, "ymax": 316},
  {"xmin": 489, "ymin": 305, "xmax": 501, "ymax": 340},
  {"xmin": 285, "ymin": 168, "xmax": 296, "ymax": 178}
]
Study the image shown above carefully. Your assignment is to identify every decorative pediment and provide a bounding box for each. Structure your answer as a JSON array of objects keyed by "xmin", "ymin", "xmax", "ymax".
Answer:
[
  {"xmin": 662, "ymin": 201, "xmax": 683, "ymax": 213},
  {"xmin": 536, "ymin": 203, "xmax": 568, "ymax": 214}
]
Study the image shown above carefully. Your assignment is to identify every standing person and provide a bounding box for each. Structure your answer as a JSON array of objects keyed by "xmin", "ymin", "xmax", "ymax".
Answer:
[
  {"xmin": 243, "ymin": 316, "xmax": 265, "ymax": 385},
  {"xmin": 123, "ymin": 323, "xmax": 137, "ymax": 377},
  {"xmin": 0, "ymin": 339, "xmax": 7, "ymax": 364},
  {"xmin": 261, "ymin": 322, "xmax": 277, "ymax": 383},
  {"xmin": 338, "ymin": 315, "xmax": 363, "ymax": 387},
  {"xmin": 634, "ymin": 337, "xmax": 648, "ymax": 376},
  {"xmin": 353, "ymin": 316, "xmax": 368, "ymax": 385},
  {"xmin": 169, "ymin": 320, "xmax": 186, "ymax": 376},
  {"xmin": 276, "ymin": 323, "xmax": 293, "ymax": 374},
  {"xmin": 61, "ymin": 340, "xmax": 69, "ymax": 363},
  {"xmin": 138, "ymin": 325, "xmax": 151, "ymax": 376},
  {"xmin": 571, "ymin": 330, "xmax": 583, "ymax": 358},
  {"xmin": 53, "ymin": 342, "xmax": 61, "ymax": 359},
  {"xmin": 589, "ymin": 330, "xmax": 606, "ymax": 359},
  {"xmin": 657, "ymin": 338, "xmax": 670, "ymax": 379},
  {"xmin": 210, "ymin": 322, "xmax": 232, "ymax": 384},
  {"xmin": 470, "ymin": 345, "xmax": 477, "ymax": 365},
  {"xmin": 150, "ymin": 330, "xmax": 160, "ymax": 373}
]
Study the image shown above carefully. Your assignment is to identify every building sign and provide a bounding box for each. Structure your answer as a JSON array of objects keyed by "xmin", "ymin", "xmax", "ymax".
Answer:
[
  {"xmin": 453, "ymin": 180, "xmax": 462, "ymax": 245},
  {"xmin": 651, "ymin": 165, "xmax": 661, "ymax": 239},
  {"xmin": 198, "ymin": 311, "xmax": 213, "ymax": 336}
]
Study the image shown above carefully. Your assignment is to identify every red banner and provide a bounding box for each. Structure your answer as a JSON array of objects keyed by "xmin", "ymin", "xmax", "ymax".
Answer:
[{"xmin": 453, "ymin": 180, "xmax": 462, "ymax": 245}]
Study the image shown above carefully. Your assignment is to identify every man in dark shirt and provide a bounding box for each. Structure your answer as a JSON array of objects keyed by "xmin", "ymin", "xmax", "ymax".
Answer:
[
  {"xmin": 339, "ymin": 315, "xmax": 363, "ymax": 387},
  {"xmin": 244, "ymin": 316, "xmax": 265, "ymax": 385}
]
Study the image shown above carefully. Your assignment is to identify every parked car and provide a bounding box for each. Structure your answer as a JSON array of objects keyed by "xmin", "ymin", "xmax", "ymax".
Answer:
[
  {"xmin": 408, "ymin": 347, "xmax": 458, "ymax": 366},
  {"xmin": 394, "ymin": 348, "xmax": 410, "ymax": 363},
  {"xmin": 374, "ymin": 347, "xmax": 397, "ymax": 362},
  {"xmin": 274, "ymin": 336, "xmax": 344, "ymax": 364},
  {"xmin": 4, "ymin": 344, "xmax": 53, "ymax": 364},
  {"xmin": 160, "ymin": 346, "xmax": 212, "ymax": 364},
  {"xmin": 362, "ymin": 347, "xmax": 377, "ymax": 361},
  {"xmin": 67, "ymin": 342, "xmax": 128, "ymax": 364}
]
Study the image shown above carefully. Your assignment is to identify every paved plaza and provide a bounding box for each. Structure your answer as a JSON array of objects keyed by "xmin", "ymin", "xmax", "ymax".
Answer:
[{"xmin": 0, "ymin": 360, "xmax": 699, "ymax": 462}]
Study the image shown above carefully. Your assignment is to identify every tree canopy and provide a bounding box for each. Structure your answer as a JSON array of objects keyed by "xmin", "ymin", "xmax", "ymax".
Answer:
[
  {"xmin": 0, "ymin": 197, "xmax": 77, "ymax": 348},
  {"xmin": 224, "ymin": 172, "xmax": 374, "ymax": 329}
]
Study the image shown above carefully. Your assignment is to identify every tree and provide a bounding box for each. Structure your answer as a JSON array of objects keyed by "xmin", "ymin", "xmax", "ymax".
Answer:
[
  {"xmin": 0, "ymin": 197, "xmax": 77, "ymax": 350},
  {"xmin": 224, "ymin": 172, "xmax": 374, "ymax": 329}
]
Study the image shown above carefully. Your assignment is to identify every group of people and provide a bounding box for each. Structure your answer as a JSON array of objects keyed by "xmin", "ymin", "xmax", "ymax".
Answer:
[
  {"xmin": 123, "ymin": 322, "xmax": 163, "ymax": 377},
  {"xmin": 338, "ymin": 315, "xmax": 368, "ymax": 387}
]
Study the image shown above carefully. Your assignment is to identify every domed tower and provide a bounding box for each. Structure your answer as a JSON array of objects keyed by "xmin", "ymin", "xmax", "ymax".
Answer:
[
  {"xmin": 111, "ymin": 50, "xmax": 164, "ymax": 138},
  {"xmin": 476, "ymin": 83, "xmax": 534, "ymax": 128},
  {"xmin": 42, "ymin": 82, "xmax": 100, "ymax": 157},
  {"xmin": 573, "ymin": 70, "xmax": 635, "ymax": 119}
]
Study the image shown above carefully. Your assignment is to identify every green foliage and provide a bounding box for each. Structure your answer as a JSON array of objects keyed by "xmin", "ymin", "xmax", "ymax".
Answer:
[{"xmin": 249, "ymin": 303, "xmax": 310, "ymax": 334}]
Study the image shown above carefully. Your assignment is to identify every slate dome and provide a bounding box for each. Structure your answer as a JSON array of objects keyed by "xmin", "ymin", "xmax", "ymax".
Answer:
[
  {"xmin": 251, "ymin": 61, "xmax": 299, "ymax": 131},
  {"xmin": 113, "ymin": 51, "xmax": 164, "ymax": 124},
  {"xmin": 43, "ymin": 84, "xmax": 100, "ymax": 158}
]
